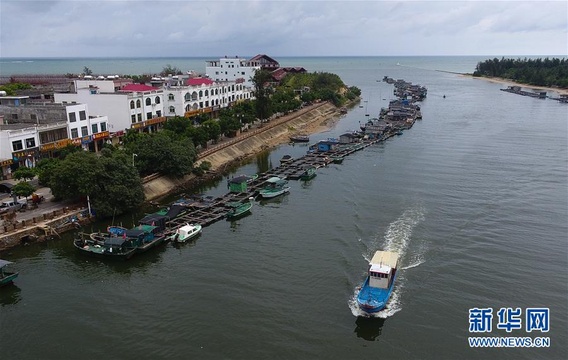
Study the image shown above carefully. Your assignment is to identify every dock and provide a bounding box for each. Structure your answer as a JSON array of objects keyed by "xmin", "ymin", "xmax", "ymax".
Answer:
[{"xmin": 160, "ymin": 77, "xmax": 425, "ymax": 236}]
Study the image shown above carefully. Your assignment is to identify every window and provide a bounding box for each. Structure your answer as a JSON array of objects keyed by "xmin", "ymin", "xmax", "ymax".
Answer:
[
  {"xmin": 199, "ymin": 90, "xmax": 203, "ymax": 98},
  {"xmin": 30, "ymin": 114, "xmax": 37, "ymax": 121},
  {"xmin": 168, "ymin": 93, "xmax": 174, "ymax": 101},
  {"xmin": 145, "ymin": 98, "xmax": 151, "ymax": 106},
  {"xmin": 130, "ymin": 100, "xmax": 135, "ymax": 109},
  {"xmin": 12, "ymin": 140, "xmax": 23, "ymax": 151},
  {"xmin": 184, "ymin": 92, "xmax": 191, "ymax": 101},
  {"xmin": 11, "ymin": 113, "xmax": 18, "ymax": 120},
  {"xmin": 25, "ymin": 138, "xmax": 36, "ymax": 148},
  {"xmin": 131, "ymin": 115, "xmax": 136, "ymax": 123},
  {"xmin": 169, "ymin": 106, "xmax": 175, "ymax": 113},
  {"xmin": 69, "ymin": 112, "xmax": 76, "ymax": 122},
  {"xmin": 100, "ymin": 122, "xmax": 107, "ymax": 131},
  {"xmin": 81, "ymin": 126, "xmax": 88, "ymax": 137},
  {"xmin": 155, "ymin": 96, "xmax": 161, "ymax": 104},
  {"xmin": 156, "ymin": 110, "xmax": 161, "ymax": 117},
  {"xmin": 205, "ymin": 90, "xmax": 209, "ymax": 96},
  {"xmin": 92, "ymin": 123, "xmax": 98, "ymax": 134},
  {"xmin": 146, "ymin": 112, "xmax": 152, "ymax": 120},
  {"xmin": 79, "ymin": 110, "xmax": 86, "ymax": 120},
  {"xmin": 137, "ymin": 114, "xmax": 142, "ymax": 122},
  {"xmin": 71, "ymin": 128, "xmax": 79, "ymax": 138},
  {"xmin": 136, "ymin": 99, "xmax": 141, "ymax": 108}
]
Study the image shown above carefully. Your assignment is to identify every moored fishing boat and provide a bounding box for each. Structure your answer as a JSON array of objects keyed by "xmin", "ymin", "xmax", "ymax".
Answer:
[
  {"xmin": 74, "ymin": 233, "xmax": 138, "ymax": 260},
  {"xmin": 0, "ymin": 259, "xmax": 18, "ymax": 287},
  {"xmin": 258, "ymin": 176, "xmax": 290, "ymax": 199},
  {"xmin": 299, "ymin": 166, "xmax": 317, "ymax": 181},
  {"xmin": 289, "ymin": 134, "xmax": 310, "ymax": 143},
  {"xmin": 170, "ymin": 223, "xmax": 202, "ymax": 243},
  {"xmin": 356, "ymin": 250, "xmax": 399, "ymax": 314},
  {"xmin": 226, "ymin": 200, "xmax": 253, "ymax": 220}
]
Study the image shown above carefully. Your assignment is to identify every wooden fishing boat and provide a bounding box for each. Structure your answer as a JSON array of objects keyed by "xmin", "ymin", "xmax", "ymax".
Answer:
[
  {"xmin": 0, "ymin": 259, "xmax": 18, "ymax": 287},
  {"xmin": 258, "ymin": 177, "xmax": 290, "ymax": 199},
  {"xmin": 289, "ymin": 134, "xmax": 310, "ymax": 143},
  {"xmin": 299, "ymin": 166, "xmax": 317, "ymax": 181},
  {"xmin": 226, "ymin": 200, "xmax": 253, "ymax": 220}
]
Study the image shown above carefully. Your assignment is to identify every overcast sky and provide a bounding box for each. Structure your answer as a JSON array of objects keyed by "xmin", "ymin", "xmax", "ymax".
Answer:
[{"xmin": 1, "ymin": 0, "xmax": 566, "ymax": 58}]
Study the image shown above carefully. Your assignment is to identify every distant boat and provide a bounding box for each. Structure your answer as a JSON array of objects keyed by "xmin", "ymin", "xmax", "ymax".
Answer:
[
  {"xmin": 258, "ymin": 176, "xmax": 290, "ymax": 199},
  {"xmin": 331, "ymin": 156, "xmax": 344, "ymax": 164},
  {"xmin": 357, "ymin": 250, "xmax": 399, "ymax": 314},
  {"xmin": 0, "ymin": 259, "xmax": 18, "ymax": 287},
  {"xmin": 226, "ymin": 200, "xmax": 253, "ymax": 220},
  {"xmin": 290, "ymin": 134, "xmax": 310, "ymax": 143},
  {"xmin": 171, "ymin": 223, "xmax": 202, "ymax": 243}
]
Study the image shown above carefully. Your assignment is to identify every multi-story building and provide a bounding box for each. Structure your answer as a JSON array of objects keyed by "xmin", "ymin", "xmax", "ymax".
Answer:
[
  {"xmin": 205, "ymin": 56, "xmax": 262, "ymax": 88},
  {"xmin": 0, "ymin": 95, "xmax": 109, "ymax": 177},
  {"xmin": 54, "ymin": 80, "xmax": 165, "ymax": 140},
  {"xmin": 163, "ymin": 76, "xmax": 254, "ymax": 118}
]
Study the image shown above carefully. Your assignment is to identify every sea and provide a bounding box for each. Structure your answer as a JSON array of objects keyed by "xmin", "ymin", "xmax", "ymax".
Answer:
[{"xmin": 0, "ymin": 56, "xmax": 566, "ymax": 360}]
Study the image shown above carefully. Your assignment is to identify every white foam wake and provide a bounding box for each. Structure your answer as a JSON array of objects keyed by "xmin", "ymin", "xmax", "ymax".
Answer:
[{"xmin": 351, "ymin": 205, "xmax": 426, "ymax": 318}]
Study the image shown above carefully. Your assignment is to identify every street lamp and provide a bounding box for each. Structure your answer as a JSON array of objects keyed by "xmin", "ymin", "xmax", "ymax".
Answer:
[{"xmin": 132, "ymin": 153, "xmax": 138, "ymax": 166}]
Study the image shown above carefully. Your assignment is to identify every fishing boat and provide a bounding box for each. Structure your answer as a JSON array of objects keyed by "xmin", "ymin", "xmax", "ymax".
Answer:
[
  {"xmin": 171, "ymin": 223, "xmax": 202, "ymax": 243},
  {"xmin": 226, "ymin": 200, "xmax": 253, "ymax": 220},
  {"xmin": 280, "ymin": 154, "xmax": 294, "ymax": 164},
  {"xmin": 258, "ymin": 176, "xmax": 290, "ymax": 199},
  {"xmin": 74, "ymin": 234, "xmax": 138, "ymax": 260},
  {"xmin": 357, "ymin": 250, "xmax": 399, "ymax": 314},
  {"xmin": 331, "ymin": 156, "xmax": 344, "ymax": 164},
  {"xmin": 0, "ymin": 259, "xmax": 18, "ymax": 287},
  {"xmin": 299, "ymin": 166, "xmax": 317, "ymax": 181},
  {"xmin": 289, "ymin": 134, "xmax": 310, "ymax": 143}
]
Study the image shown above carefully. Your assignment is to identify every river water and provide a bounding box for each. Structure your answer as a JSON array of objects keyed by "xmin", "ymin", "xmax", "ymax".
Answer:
[{"xmin": 1, "ymin": 57, "xmax": 567, "ymax": 359}]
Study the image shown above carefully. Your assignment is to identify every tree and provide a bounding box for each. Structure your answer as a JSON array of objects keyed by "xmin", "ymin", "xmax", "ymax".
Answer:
[
  {"xmin": 35, "ymin": 158, "xmax": 60, "ymax": 186},
  {"xmin": 251, "ymin": 69, "xmax": 274, "ymax": 121},
  {"xmin": 48, "ymin": 150, "xmax": 145, "ymax": 218},
  {"xmin": 83, "ymin": 66, "xmax": 93, "ymax": 76},
  {"xmin": 160, "ymin": 64, "xmax": 182, "ymax": 77},
  {"xmin": 11, "ymin": 181, "xmax": 35, "ymax": 201},
  {"xmin": 13, "ymin": 167, "xmax": 36, "ymax": 181},
  {"xmin": 201, "ymin": 119, "xmax": 221, "ymax": 143}
]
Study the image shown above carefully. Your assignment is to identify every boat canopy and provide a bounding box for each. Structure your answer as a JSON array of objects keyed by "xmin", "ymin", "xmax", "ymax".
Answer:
[
  {"xmin": 370, "ymin": 251, "xmax": 399, "ymax": 270},
  {"xmin": 229, "ymin": 175, "xmax": 250, "ymax": 184},
  {"xmin": 0, "ymin": 259, "xmax": 13, "ymax": 268},
  {"xmin": 104, "ymin": 238, "xmax": 128, "ymax": 246},
  {"xmin": 266, "ymin": 176, "xmax": 283, "ymax": 183}
]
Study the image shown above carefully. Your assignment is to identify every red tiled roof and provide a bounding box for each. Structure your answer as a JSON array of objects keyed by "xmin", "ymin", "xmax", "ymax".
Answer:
[
  {"xmin": 186, "ymin": 78, "xmax": 214, "ymax": 86},
  {"xmin": 120, "ymin": 84, "xmax": 158, "ymax": 92}
]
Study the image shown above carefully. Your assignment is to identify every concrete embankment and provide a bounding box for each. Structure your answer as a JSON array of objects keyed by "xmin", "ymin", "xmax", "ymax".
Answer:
[{"xmin": 142, "ymin": 102, "xmax": 340, "ymax": 201}]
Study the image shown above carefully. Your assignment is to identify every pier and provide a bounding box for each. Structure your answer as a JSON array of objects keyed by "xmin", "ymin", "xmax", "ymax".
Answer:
[{"xmin": 160, "ymin": 78, "xmax": 425, "ymax": 236}]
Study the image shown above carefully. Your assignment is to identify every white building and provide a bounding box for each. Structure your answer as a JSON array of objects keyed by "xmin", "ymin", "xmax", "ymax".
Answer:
[
  {"xmin": 164, "ymin": 77, "xmax": 254, "ymax": 118},
  {"xmin": 206, "ymin": 56, "xmax": 260, "ymax": 88},
  {"xmin": 55, "ymin": 81, "xmax": 165, "ymax": 139},
  {"xmin": 0, "ymin": 98, "xmax": 108, "ymax": 177}
]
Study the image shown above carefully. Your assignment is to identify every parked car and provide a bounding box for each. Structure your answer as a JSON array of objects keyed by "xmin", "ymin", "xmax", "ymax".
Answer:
[{"xmin": 0, "ymin": 200, "xmax": 27, "ymax": 214}]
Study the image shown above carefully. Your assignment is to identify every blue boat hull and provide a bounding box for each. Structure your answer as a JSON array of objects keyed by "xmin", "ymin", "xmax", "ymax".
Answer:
[{"xmin": 356, "ymin": 272, "xmax": 397, "ymax": 313}]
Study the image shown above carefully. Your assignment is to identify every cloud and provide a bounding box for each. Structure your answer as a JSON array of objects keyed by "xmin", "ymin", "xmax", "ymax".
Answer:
[{"xmin": 0, "ymin": 0, "xmax": 566, "ymax": 57}]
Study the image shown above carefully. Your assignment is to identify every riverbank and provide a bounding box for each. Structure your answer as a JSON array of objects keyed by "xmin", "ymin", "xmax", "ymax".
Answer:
[{"xmin": 142, "ymin": 101, "xmax": 346, "ymax": 201}]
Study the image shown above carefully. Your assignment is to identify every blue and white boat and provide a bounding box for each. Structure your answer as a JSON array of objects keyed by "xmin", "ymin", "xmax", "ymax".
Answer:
[{"xmin": 357, "ymin": 250, "xmax": 399, "ymax": 314}]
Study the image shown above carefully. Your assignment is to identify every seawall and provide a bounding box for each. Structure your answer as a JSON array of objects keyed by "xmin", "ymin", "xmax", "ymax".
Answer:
[{"xmin": 142, "ymin": 102, "xmax": 341, "ymax": 202}]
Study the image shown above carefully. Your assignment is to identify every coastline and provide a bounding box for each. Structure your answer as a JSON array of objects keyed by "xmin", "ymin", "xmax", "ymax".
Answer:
[{"xmin": 462, "ymin": 74, "xmax": 568, "ymax": 96}]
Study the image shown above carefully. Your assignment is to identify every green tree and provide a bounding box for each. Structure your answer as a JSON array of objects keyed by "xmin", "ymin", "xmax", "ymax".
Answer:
[
  {"xmin": 160, "ymin": 64, "xmax": 182, "ymax": 77},
  {"xmin": 83, "ymin": 66, "xmax": 93, "ymax": 76},
  {"xmin": 13, "ymin": 167, "xmax": 36, "ymax": 181},
  {"xmin": 252, "ymin": 69, "xmax": 274, "ymax": 121},
  {"xmin": 201, "ymin": 119, "xmax": 221, "ymax": 143},
  {"xmin": 35, "ymin": 158, "xmax": 60, "ymax": 186},
  {"xmin": 11, "ymin": 181, "xmax": 35, "ymax": 201}
]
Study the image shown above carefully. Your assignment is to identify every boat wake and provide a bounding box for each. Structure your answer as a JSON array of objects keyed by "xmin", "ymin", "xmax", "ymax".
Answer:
[{"xmin": 350, "ymin": 205, "xmax": 426, "ymax": 318}]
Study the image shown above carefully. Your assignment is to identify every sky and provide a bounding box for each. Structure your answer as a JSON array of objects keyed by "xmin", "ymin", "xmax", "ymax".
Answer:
[{"xmin": 0, "ymin": 0, "xmax": 566, "ymax": 58}]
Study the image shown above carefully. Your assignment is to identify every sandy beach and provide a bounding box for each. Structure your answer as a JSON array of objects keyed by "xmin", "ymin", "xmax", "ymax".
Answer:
[{"xmin": 465, "ymin": 75, "xmax": 568, "ymax": 96}]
